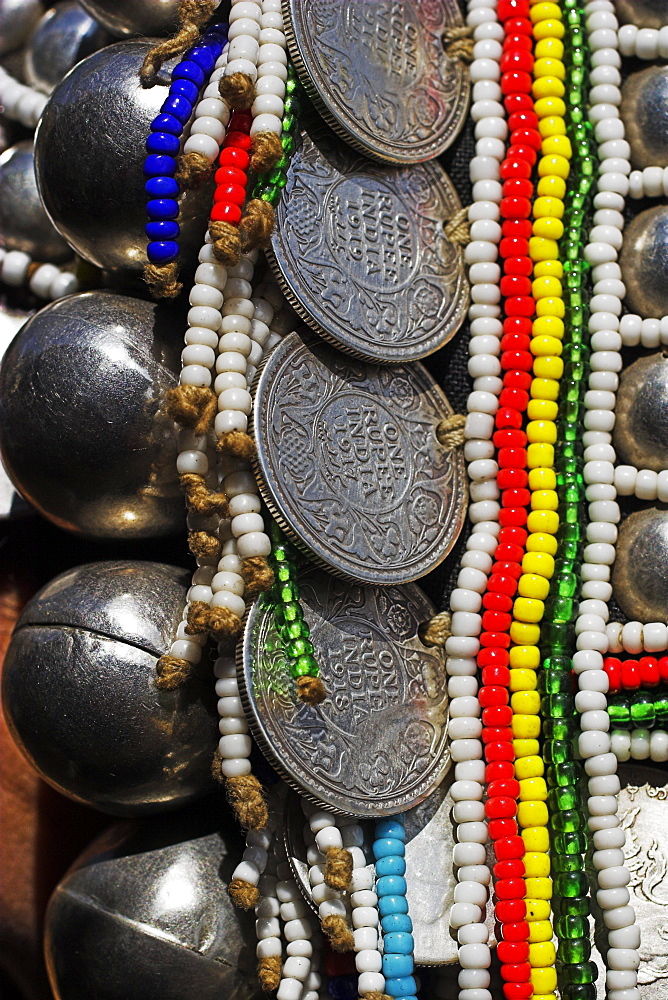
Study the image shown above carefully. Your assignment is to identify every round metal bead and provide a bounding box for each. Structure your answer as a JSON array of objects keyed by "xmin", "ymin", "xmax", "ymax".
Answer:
[
  {"xmin": 24, "ymin": 2, "xmax": 110, "ymax": 95},
  {"xmin": 619, "ymin": 206, "xmax": 668, "ymax": 319},
  {"xmin": 0, "ymin": 291, "xmax": 184, "ymax": 540},
  {"xmin": 612, "ymin": 508, "xmax": 668, "ymax": 624},
  {"xmin": 2, "ymin": 560, "xmax": 219, "ymax": 816},
  {"xmin": 621, "ymin": 67, "xmax": 668, "ymax": 170},
  {"xmin": 614, "ymin": 352, "xmax": 668, "ymax": 473},
  {"xmin": 77, "ymin": 0, "xmax": 181, "ymax": 37},
  {"xmin": 0, "ymin": 0, "xmax": 42, "ymax": 56},
  {"xmin": 0, "ymin": 140, "xmax": 71, "ymax": 261},
  {"xmin": 615, "ymin": 0, "xmax": 668, "ymax": 29}
]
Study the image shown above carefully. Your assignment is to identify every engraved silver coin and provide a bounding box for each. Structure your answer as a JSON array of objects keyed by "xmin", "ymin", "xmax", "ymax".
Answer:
[
  {"xmin": 239, "ymin": 568, "xmax": 450, "ymax": 817},
  {"xmin": 282, "ymin": 0, "xmax": 470, "ymax": 164},
  {"xmin": 612, "ymin": 507, "xmax": 668, "ymax": 624},
  {"xmin": 268, "ymin": 120, "xmax": 468, "ymax": 363},
  {"xmin": 613, "ymin": 352, "xmax": 668, "ymax": 473},
  {"xmin": 252, "ymin": 331, "xmax": 467, "ymax": 585}
]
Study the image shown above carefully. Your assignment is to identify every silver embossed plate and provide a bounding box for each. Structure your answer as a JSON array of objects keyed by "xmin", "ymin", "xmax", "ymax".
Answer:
[
  {"xmin": 238, "ymin": 568, "xmax": 450, "ymax": 816},
  {"xmin": 282, "ymin": 0, "xmax": 470, "ymax": 164},
  {"xmin": 268, "ymin": 120, "xmax": 469, "ymax": 363},
  {"xmin": 252, "ymin": 331, "xmax": 467, "ymax": 586}
]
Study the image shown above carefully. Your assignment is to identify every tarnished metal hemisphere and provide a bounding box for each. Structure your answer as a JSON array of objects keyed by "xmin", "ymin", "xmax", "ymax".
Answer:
[
  {"xmin": 45, "ymin": 805, "xmax": 260, "ymax": 1000},
  {"xmin": 619, "ymin": 206, "xmax": 668, "ymax": 320},
  {"xmin": 621, "ymin": 66, "xmax": 668, "ymax": 170},
  {"xmin": 34, "ymin": 40, "xmax": 213, "ymax": 278},
  {"xmin": 2, "ymin": 560, "xmax": 219, "ymax": 816},
  {"xmin": 78, "ymin": 0, "xmax": 182, "ymax": 37},
  {"xmin": 612, "ymin": 508, "xmax": 668, "ymax": 624},
  {"xmin": 615, "ymin": 0, "xmax": 668, "ymax": 29},
  {"xmin": 24, "ymin": 2, "xmax": 111, "ymax": 95},
  {"xmin": 0, "ymin": 290, "xmax": 184, "ymax": 540},
  {"xmin": 0, "ymin": 0, "xmax": 43, "ymax": 56},
  {"xmin": 0, "ymin": 140, "xmax": 71, "ymax": 261},
  {"xmin": 613, "ymin": 352, "xmax": 668, "ymax": 473}
]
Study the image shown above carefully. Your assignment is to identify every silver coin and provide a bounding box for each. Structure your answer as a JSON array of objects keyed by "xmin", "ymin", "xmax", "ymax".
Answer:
[
  {"xmin": 268, "ymin": 120, "xmax": 468, "ymax": 363},
  {"xmin": 613, "ymin": 352, "xmax": 668, "ymax": 473},
  {"xmin": 611, "ymin": 508, "xmax": 668, "ymax": 624},
  {"xmin": 282, "ymin": 0, "xmax": 470, "ymax": 164},
  {"xmin": 252, "ymin": 331, "xmax": 467, "ymax": 585},
  {"xmin": 239, "ymin": 567, "xmax": 450, "ymax": 817}
]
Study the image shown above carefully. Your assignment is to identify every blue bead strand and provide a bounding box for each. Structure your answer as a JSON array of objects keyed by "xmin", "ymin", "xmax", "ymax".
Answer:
[
  {"xmin": 372, "ymin": 817, "xmax": 417, "ymax": 1000},
  {"xmin": 144, "ymin": 22, "xmax": 227, "ymax": 268}
]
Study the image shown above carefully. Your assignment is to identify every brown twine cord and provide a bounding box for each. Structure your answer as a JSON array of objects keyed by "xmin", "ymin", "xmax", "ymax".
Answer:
[
  {"xmin": 363, "ymin": 993, "xmax": 393, "ymax": 1000},
  {"xmin": 143, "ymin": 262, "xmax": 182, "ymax": 300},
  {"xmin": 216, "ymin": 429, "xmax": 257, "ymax": 460},
  {"xmin": 442, "ymin": 25, "xmax": 475, "ymax": 63},
  {"xmin": 324, "ymin": 846, "xmax": 353, "ymax": 891},
  {"xmin": 444, "ymin": 206, "xmax": 470, "ymax": 245},
  {"xmin": 297, "ymin": 676, "xmax": 327, "ymax": 706},
  {"xmin": 185, "ymin": 599, "xmax": 211, "ymax": 636},
  {"xmin": 188, "ymin": 531, "xmax": 222, "ymax": 561},
  {"xmin": 258, "ymin": 955, "xmax": 282, "ymax": 992},
  {"xmin": 239, "ymin": 199, "xmax": 275, "ymax": 254},
  {"xmin": 436, "ymin": 413, "xmax": 466, "ymax": 449},
  {"xmin": 228, "ymin": 877, "xmax": 260, "ymax": 909},
  {"xmin": 180, "ymin": 473, "xmax": 228, "ymax": 517},
  {"xmin": 140, "ymin": 0, "xmax": 219, "ymax": 85},
  {"xmin": 204, "ymin": 605, "xmax": 244, "ymax": 643},
  {"xmin": 321, "ymin": 913, "xmax": 354, "ymax": 952},
  {"xmin": 155, "ymin": 654, "xmax": 193, "ymax": 690},
  {"xmin": 165, "ymin": 385, "xmax": 217, "ymax": 437},
  {"xmin": 241, "ymin": 556, "xmax": 274, "ymax": 597},
  {"xmin": 419, "ymin": 610, "xmax": 452, "ymax": 648},
  {"xmin": 250, "ymin": 131, "xmax": 283, "ymax": 173},
  {"xmin": 176, "ymin": 149, "xmax": 214, "ymax": 189},
  {"xmin": 218, "ymin": 71, "xmax": 255, "ymax": 109},
  {"xmin": 211, "ymin": 746, "xmax": 224, "ymax": 782},
  {"xmin": 225, "ymin": 774, "xmax": 269, "ymax": 830},
  {"xmin": 209, "ymin": 219, "xmax": 242, "ymax": 265}
]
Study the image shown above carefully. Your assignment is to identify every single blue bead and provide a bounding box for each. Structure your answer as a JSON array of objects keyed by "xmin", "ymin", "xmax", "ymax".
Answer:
[
  {"xmin": 376, "ymin": 875, "xmax": 407, "ymax": 897},
  {"xmin": 208, "ymin": 22, "xmax": 228, "ymax": 36},
  {"xmin": 372, "ymin": 838, "xmax": 405, "ymax": 860},
  {"xmin": 381, "ymin": 913, "xmax": 413, "ymax": 934},
  {"xmin": 145, "ymin": 131, "xmax": 180, "ymax": 155},
  {"xmin": 382, "ymin": 954, "xmax": 414, "ymax": 980},
  {"xmin": 147, "ymin": 240, "xmax": 179, "ymax": 264},
  {"xmin": 172, "ymin": 59, "xmax": 205, "ymax": 87},
  {"xmin": 161, "ymin": 95, "xmax": 193, "ymax": 124},
  {"xmin": 170, "ymin": 78, "xmax": 199, "ymax": 105},
  {"xmin": 375, "ymin": 855, "xmax": 406, "ymax": 877},
  {"xmin": 145, "ymin": 176, "xmax": 179, "ymax": 198},
  {"xmin": 188, "ymin": 45, "xmax": 216, "ymax": 72},
  {"xmin": 206, "ymin": 41, "xmax": 224, "ymax": 58},
  {"xmin": 378, "ymin": 895, "xmax": 409, "ymax": 917},
  {"xmin": 384, "ymin": 976, "xmax": 417, "ymax": 998},
  {"xmin": 146, "ymin": 198, "xmax": 179, "ymax": 221},
  {"xmin": 145, "ymin": 220, "xmax": 180, "ymax": 240},
  {"xmin": 151, "ymin": 112, "xmax": 182, "ymax": 136},
  {"xmin": 144, "ymin": 154, "xmax": 177, "ymax": 177},
  {"xmin": 375, "ymin": 818, "xmax": 406, "ymax": 841},
  {"xmin": 383, "ymin": 932, "xmax": 414, "ymax": 955},
  {"xmin": 326, "ymin": 974, "xmax": 357, "ymax": 1000}
]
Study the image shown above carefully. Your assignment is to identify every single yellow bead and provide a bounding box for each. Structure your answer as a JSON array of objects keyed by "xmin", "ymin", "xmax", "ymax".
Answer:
[
  {"xmin": 528, "ymin": 468, "xmax": 556, "ymax": 491},
  {"xmin": 534, "ymin": 993, "xmax": 558, "ymax": 1000},
  {"xmin": 533, "ymin": 259, "xmax": 563, "ymax": 280},
  {"xmin": 537, "ymin": 173, "xmax": 566, "ymax": 199},
  {"xmin": 525, "ymin": 898, "xmax": 551, "ymax": 923},
  {"xmin": 531, "ymin": 489, "xmax": 559, "ymax": 512},
  {"xmin": 534, "ymin": 95, "xmax": 566, "ymax": 119},
  {"xmin": 509, "ymin": 667, "xmax": 538, "ymax": 692},
  {"xmin": 530, "ymin": 2, "xmax": 561, "ymax": 23},
  {"xmin": 530, "ymin": 334, "xmax": 562, "ymax": 356},
  {"xmin": 509, "ymin": 645, "xmax": 540, "ymax": 669},
  {"xmin": 510, "ymin": 622, "xmax": 541, "ymax": 645},
  {"xmin": 520, "ymin": 776, "xmax": 548, "ymax": 801},
  {"xmin": 532, "ymin": 76, "xmax": 565, "ymax": 101},
  {"xmin": 527, "ymin": 442, "xmax": 554, "ymax": 469},
  {"xmin": 527, "ymin": 420, "xmax": 557, "ymax": 445},
  {"xmin": 523, "ymin": 827, "xmax": 550, "ymax": 855},
  {"xmin": 525, "ymin": 875, "xmax": 552, "ymax": 899},
  {"xmin": 526, "ymin": 532, "xmax": 558, "ymax": 555},
  {"xmin": 533, "ymin": 355, "xmax": 564, "ymax": 379},
  {"xmin": 518, "ymin": 572, "xmax": 550, "ymax": 600},
  {"xmin": 534, "ymin": 57, "xmax": 565, "ymax": 80},
  {"xmin": 527, "ymin": 508, "xmax": 559, "ymax": 534},
  {"xmin": 538, "ymin": 152, "xmax": 569, "ymax": 178},
  {"xmin": 513, "ymin": 597, "xmax": 545, "ymax": 625},
  {"xmin": 515, "ymin": 754, "xmax": 545, "ymax": 779},
  {"xmin": 532, "ymin": 277, "xmax": 563, "ymax": 301},
  {"xmin": 536, "ymin": 295, "xmax": 565, "ymax": 317},
  {"xmin": 524, "ymin": 851, "xmax": 551, "ymax": 878},
  {"xmin": 529, "ymin": 941, "xmax": 557, "ymax": 968},
  {"xmin": 530, "ymin": 377, "xmax": 560, "ymax": 401},
  {"xmin": 543, "ymin": 135, "xmax": 572, "ymax": 161},
  {"xmin": 535, "ymin": 36, "xmax": 564, "ymax": 60},
  {"xmin": 533, "ymin": 315, "xmax": 564, "ymax": 338},
  {"xmin": 529, "ymin": 235, "xmax": 559, "ymax": 262},
  {"xmin": 527, "ymin": 399, "xmax": 558, "ymax": 422},
  {"xmin": 531, "ymin": 966, "xmax": 557, "ymax": 995},
  {"xmin": 514, "ymin": 737, "xmax": 540, "ymax": 758},
  {"xmin": 528, "ymin": 920, "xmax": 554, "ymax": 943},
  {"xmin": 522, "ymin": 550, "xmax": 555, "ymax": 577},
  {"xmin": 533, "ymin": 216, "xmax": 565, "ymax": 240},
  {"xmin": 533, "ymin": 17, "xmax": 565, "ymax": 39},
  {"xmin": 538, "ymin": 115, "xmax": 566, "ymax": 138},
  {"xmin": 512, "ymin": 714, "xmax": 542, "ymax": 741},
  {"xmin": 512, "ymin": 690, "xmax": 541, "ymax": 715},
  {"xmin": 533, "ymin": 195, "xmax": 564, "ymax": 220}
]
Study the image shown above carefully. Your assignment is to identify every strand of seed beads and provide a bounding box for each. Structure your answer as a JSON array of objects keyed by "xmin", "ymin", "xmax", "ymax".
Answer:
[
  {"xmin": 345, "ymin": 827, "xmax": 388, "ymax": 1000},
  {"xmin": 254, "ymin": 838, "xmax": 283, "ymax": 992},
  {"xmin": 219, "ymin": 0, "xmax": 263, "ymax": 108},
  {"xmin": 276, "ymin": 855, "xmax": 323, "ymax": 1000},
  {"xmin": 176, "ymin": 38, "xmax": 230, "ymax": 186},
  {"xmin": 606, "ymin": 622, "xmax": 668, "ymax": 656},
  {"xmin": 229, "ymin": 806, "xmax": 276, "ymax": 909},
  {"xmin": 628, "ymin": 168, "xmax": 668, "ymax": 200},
  {"xmin": 0, "ymin": 250, "xmax": 80, "ymax": 300},
  {"xmin": 303, "ymin": 824, "xmax": 355, "ymax": 957},
  {"xmin": 618, "ymin": 21, "xmax": 668, "ymax": 61},
  {"xmin": 575, "ymin": 2, "xmax": 641, "ymax": 994},
  {"xmin": 0, "ymin": 65, "xmax": 47, "ymax": 127},
  {"xmin": 604, "ymin": 654, "xmax": 668, "ymax": 692},
  {"xmin": 372, "ymin": 817, "xmax": 416, "ymax": 1000},
  {"xmin": 208, "ymin": 108, "xmax": 253, "ymax": 264}
]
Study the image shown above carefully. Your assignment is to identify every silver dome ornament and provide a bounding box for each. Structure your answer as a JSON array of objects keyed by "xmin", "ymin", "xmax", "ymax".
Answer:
[
  {"xmin": 621, "ymin": 67, "xmax": 668, "ymax": 171},
  {"xmin": 2, "ymin": 560, "xmax": 219, "ymax": 816},
  {"xmin": 612, "ymin": 509, "xmax": 668, "ymax": 624},
  {"xmin": 615, "ymin": 0, "xmax": 668, "ymax": 29},
  {"xmin": 613, "ymin": 352, "xmax": 668, "ymax": 473},
  {"xmin": 0, "ymin": 0, "xmax": 43, "ymax": 56},
  {"xmin": 619, "ymin": 206, "xmax": 668, "ymax": 319},
  {"xmin": 77, "ymin": 0, "xmax": 181, "ymax": 38},
  {"xmin": 0, "ymin": 290, "xmax": 184, "ymax": 540},
  {"xmin": 45, "ymin": 806, "xmax": 259, "ymax": 1000},
  {"xmin": 34, "ymin": 41, "xmax": 213, "ymax": 278},
  {"xmin": 0, "ymin": 140, "xmax": 70, "ymax": 262},
  {"xmin": 24, "ymin": 3, "xmax": 110, "ymax": 96}
]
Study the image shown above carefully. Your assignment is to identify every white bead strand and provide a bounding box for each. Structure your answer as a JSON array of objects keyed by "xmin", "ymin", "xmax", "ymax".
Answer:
[
  {"xmin": 250, "ymin": 0, "xmax": 288, "ymax": 141},
  {"xmin": 182, "ymin": 44, "xmax": 231, "ymax": 168},
  {"xmin": 347, "ymin": 846, "xmax": 387, "ymax": 999},
  {"xmin": 0, "ymin": 66, "xmax": 47, "ymax": 127},
  {"xmin": 221, "ymin": 1, "xmax": 263, "ymax": 100},
  {"xmin": 276, "ymin": 861, "xmax": 322, "ymax": 1000},
  {"xmin": 0, "ymin": 248, "xmax": 80, "ymax": 299},
  {"xmin": 304, "ymin": 806, "xmax": 354, "ymax": 893}
]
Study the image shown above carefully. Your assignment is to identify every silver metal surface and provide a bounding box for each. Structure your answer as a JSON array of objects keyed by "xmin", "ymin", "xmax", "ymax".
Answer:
[
  {"xmin": 77, "ymin": 0, "xmax": 181, "ymax": 37},
  {"xmin": 612, "ymin": 508, "xmax": 668, "ymax": 624},
  {"xmin": 613, "ymin": 352, "xmax": 668, "ymax": 473},
  {"xmin": 24, "ymin": 3, "xmax": 110, "ymax": 95},
  {"xmin": 2, "ymin": 560, "xmax": 219, "ymax": 816},
  {"xmin": 268, "ymin": 120, "xmax": 468, "ymax": 362},
  {"xmin": 252, "ymin": 330, "xmax": 467, "ymax": 585},
  {"xmin": 239, "ymin": 567, "xmax": 450, "ymax": 817},
  {"xmin": 0, "ymin": 140, "xmax": 70, "ymax": 261},
  {"xmin": 621, "ymin": 67, "xmax": 668, "ymax": 171},
  {"xmin": 34, "ymin": 41, "xmax": 213, "ymax": 277},
  {"xmin": 45, "ymin": 806, "xmax": 260, "ymax": 1000},
  {"xmin": 614, "ymin": 1, "xmax": 668, "ymax": 29},
  {"xmin": 0, "ymin": 0, "xmax": 42, "ymax": 55},
  {"xmin": 283, "ymin": 0, "xmax": 469, "ymax": 164},
  {"xmin": 620, "ymin": 206, "xmax": 668, "ymax": 319},
  {"xmin": 0, "ymin": 290, "xmax": 184, "ymax": 540},
  {"xmin": 0, "ymin": 297, "xmax": 33, "ymax": 519}
]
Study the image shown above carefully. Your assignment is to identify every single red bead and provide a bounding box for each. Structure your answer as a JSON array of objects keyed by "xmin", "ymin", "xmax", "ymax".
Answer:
[
  {"xmin": 487, "ymin": 573, "xmax": 518, "ymax": 596},
  {"xmin": 482, "ymin": 610, "xmax": 512, "ymax": 632},
  {"xmin": 603, "ymin": 657, "xmax": 622, "ymax": 693},
  {"xmin": 505, "ymin": 92, "xmax": 533, "ymax": 113},
  {"xmin": 501, "ymin": 334, "xmax": 531, "ymax": 354},
  {"xmin": 501, "ymin": 70, "xmax": 532, "ymax": 94},
  {"xmin": 510, "ymin": 143, "xmax": 538, "ymax": 166},
  {"xmin": 501, "ymin": 275, "xmax": 532, "ymax": 298},
  {"xmin": 223, "ymin": 130, "xmax": 252, "ymax": 150},
  {"xmin": 485, "ymin": 744, "xmax": 516, "ymax": 766},
  {"xmin": 504, "ymin": 315, "xmax": 533, "ymax": 334},
  {"xmin": 497, "ymin": 0, "xmax": 530, "ymax": 20},
  {"xmin": 494, "ymin": 428, "xmax": 527, "ymax": 448},
  {"xmin": 479, "ymin": 685, "xmax": 510, "ymax": 708},
  {"xmin": 228, "ymin": 109, "xmax": 252, "ymax": 128},
  {"xmin": 501, "ymin": 349, "xmax": 533, "ymax": 371},
  {"xmin": 481, "ymin": 664, "xmax": 511, "ymax": 687},
  {"xmin": 505, "ymin": 15, "xmax": 532, "ymax": 34},
  {"xmin": 213, "ymin": 182, "xmax": 246, "ymax": 206},
  {"xmin": 508, "ymin": 110, "xmax": 539, "ymax": 131},
  {"xmin": 495, "ymin": 877, "xmax": 526, "ymax": 900},
  {"xmin": 500, "ymin": 236, "xmax": 530, "ymax": 258},
  {"xmin": 503, "ymin": 487, "xmax": 531, "ymax": 507},
  {"xmin": 502, "ymin": 218, "xmax": 533, "ymax": 239},
  {"xmin": 639, "ymin": 656, "xmax": 659, "ymax": 686},
  {"xmin": 481, "ymin": 594, "xmax": 514, "ymax": 615},
  {"xmin": 479, "ymin": 631, "xmax": 511, "ymax": 649},
  {"xmin": 494, "ymin": 860, "xmax": 525, "ymax": 881},
  {"xmin": 488, "ymin": 777, "xmax": 520, "ymax": 798},
  {"xmin": 500, "ymin": 157, "xmax": 532, "ymax": 181},
  {"xmin": 210, "ymin": 201, "xmax": 242, "ymax": 224},
  {"xmin": 496, "ymin": 405, "xmax": 524, "ymax": 429},
  {"xmin": 218, "ymin": 147, "xmax": 250, "ymax": 170},
  {"xmin": 500, "ymin": 196, "xmax": 532, "ymax": 221},
  {"xmin": 497, "ymin": 898, "xmax": 527, "ymax": 922},
  {"xmin": 499, "ymin": 387, "xmax": 529, "ymax": 411},
  {"xmin": 495, "ymin": 542, "xmax": 525, "ymax": 562},
  {"xmin": 504, "ymin": 369, "xmax": 532, "ymax": 390},
  {"xmin": 486, "ymin": 760, "xmax": 515, "ymax": 781},
  {"xmin": 493, "ymin": 560, "xmax": 523, "ymax": 579},
  {"xmin": 503, "ymin": 979, "xmax": 534, "ymax": 997},
  {"xmin": 505, "ymin": 297, "xmax": 535, "ymax": 318},
  {"xmin": 498, "ymin": 469, "xmax": 528, "ymax": 490},
  {"xmin": 214, "ymin": 165, "xmax": 247, "ymax": 186},
  {"xmin": 497, "ymin": 447, "xmax": 527, "ymax": 470},
  {"xmin": 497, "ymin": 940, "xmax": 530, "ymax": 963},
  {"xmin": 324, "ymin": 949, "xmax": 357, "ymax": 976},
  {"xmin": 485, "ymin": 795, "xmax": 516, "ymax": 819},
  {"xmin": 483, "ymin": 705, "xmax": 513, "ymax": 727},
  {"xmin": 621, "ymin": 659, "xmax": 641, "ymax": 690},
  {"xmin": 659, "ymin": 656, "xmax": 668, "ymax": 683},
  {"xmin": 500, "ymin": 961, "xmax": 532, "ymax": 984},
  {"xmin": 503, "ymin": 32, "xmax": 533, "ymax": 53},
  {"xmin": 494, "ymin": 834, "xmax": 525, "ymax": 860},
  {"xmin": 479, "ymin": 645, "xmax": 511, "ymax": 665},
  {"xmin": 503, "ymin": 255, "xmax": 533, "ymax": 276},
  {"xmin": 500, "ymin": 50, "xmax": 534, "ymax": 73},
  {"xmin": 498, "ymin": 525, "xmax": 528, "ymax": 546},
  {"xmin": 512, "ymin": 127, "xmax": 542, "ymax": 151},
  {"xmin": 502, "ymin": 179, "xmax": 533, "ymax": 199},
  {"xmin": 502, "ymin": 921, "xmax": 531, "ymax": 942},
  {"xmin": 498, "ymin": 507, "xmax": 528, "ymax": 528}
]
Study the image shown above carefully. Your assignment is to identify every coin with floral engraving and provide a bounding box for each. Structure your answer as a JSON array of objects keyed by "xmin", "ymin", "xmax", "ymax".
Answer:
[
  {"xmin": 268, "ymin": 119, "xmax": 468, "ymax": 363},
  {"xmin": 238, "ymin": 568, "xmax": 450, "ymax": 817},
  {"xmin": 282, "ymin": 0, "xmax": 470, "ymax": 163},
  {"xmin": 251, "ymin": 330, "xmax": 467, "ymax": 585}
]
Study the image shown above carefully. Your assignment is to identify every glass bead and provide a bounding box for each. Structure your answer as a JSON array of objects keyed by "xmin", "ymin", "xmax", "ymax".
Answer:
[
  {"xmin": 548, "ymin": 762, "xmax": 579, "ymax": 787},
  {"xmin": 544, "ymin": 740, "xmax": 570, "ymax": 765},
  {"xmin": 293, "ymin": 655, "xmax": 319, "ymax": 677},
  {"xmin": 553, "ymin": 831, "xmax": 587, "ymax": 855},
  {"xmin": 557, "ymin": 937, "xmax": 591, "ymax": 964},
  {"xmin": 630, "ymin": 693, "xmax": 656, "ymax": 728},
  {"xmin": 554, "ymin": 871, "xmax": 589, "ymax": 897},
  {"xmin": 551, "ymin": 809, "xmax": 584, "ymax": 834},
  {"xmin": 560, "ymin": 962, "xmax": 597, "ymax": 986},
  {"xmin": 561, "ymin": 985, "xmax": 596, "ymax": 1000},
  {"xmin": 555, "ymin": 915, "xmax": 589, "ymax": 940},
  {"xmin": 552, "ymin": 854, "xmax": 583, "ymax": 874},
  {"xmin": 548, "ymin": 784, "xmax": 579, "ymax": 811}
]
